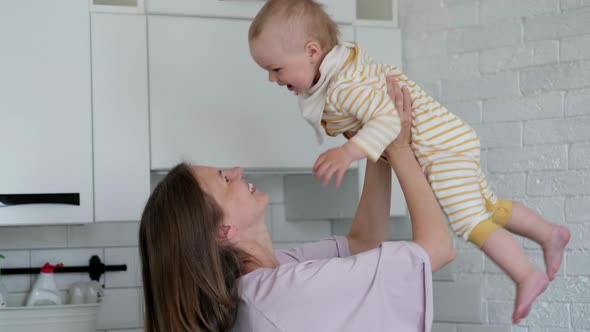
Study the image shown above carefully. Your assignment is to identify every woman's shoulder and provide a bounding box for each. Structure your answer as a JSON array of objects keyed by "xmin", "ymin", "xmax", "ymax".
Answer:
[
  {"xmin": 235, "ymin": 241, "xmax": 433, "ymax": 332},
  {"xmin": 240, "ymin": 240, "xmax": 430, "ymax": 304},
  {"xmin": 273, "ymin": 236, "xmax": 350, "ymax": 264}
]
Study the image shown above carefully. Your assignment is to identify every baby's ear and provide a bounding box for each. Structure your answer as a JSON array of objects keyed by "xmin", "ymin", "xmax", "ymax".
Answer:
[{"xmin": 305, "ymin": 40, "xmax": 322, "ymax": 61}]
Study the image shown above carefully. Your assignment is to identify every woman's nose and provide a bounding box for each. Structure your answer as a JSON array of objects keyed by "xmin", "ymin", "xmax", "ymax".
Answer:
[{"xmin": 227, "ymin": 167, "xmax": 243, "ymax": 180}]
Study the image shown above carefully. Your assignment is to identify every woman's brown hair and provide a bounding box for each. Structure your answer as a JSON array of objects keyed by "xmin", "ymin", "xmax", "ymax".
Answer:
[{"xmin": 139, "ymin": 162, "xmax": 242, "ymax": 331}]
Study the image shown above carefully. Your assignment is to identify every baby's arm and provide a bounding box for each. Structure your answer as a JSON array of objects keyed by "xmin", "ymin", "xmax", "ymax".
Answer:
[
  {"xmin": 313, "ymin": 71, "xmax": 405, "ymax": 187},
  {"xmin": 313, "ymin": 140, "xmax": 367, "ymax": 187},
  {"xmin": 332, "ymin": 72, "xmax": 403, "ymax": 162}
]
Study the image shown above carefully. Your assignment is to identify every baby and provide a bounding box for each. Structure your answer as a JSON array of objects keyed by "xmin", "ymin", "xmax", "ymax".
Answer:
[{"xmin": 248, "ymin": 0, "xmax": 570, "ymax": 324}]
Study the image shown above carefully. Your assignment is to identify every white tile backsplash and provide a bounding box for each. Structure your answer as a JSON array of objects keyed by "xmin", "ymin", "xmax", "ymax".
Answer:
[
  {"xmin": 331, "ymin": 218, "xmax": 353, "ymax": 236},
  {"xmin": 284, "ymin": 172, "xmax": 359, "ymax": 220},
  {"xmin": 270, "ymin": 204, "xmax": 332, "ymax": 242},
  {"xmin": 389, "ymin": 217, "xmax": 414, "ymax": 240},
  {"xmin": 68, "ymin": 222, "xmax": 139, "ymax": 247},
  {"xmin": 0, "ymin": 226, "xmax": 67, "ymax": 249},
  {"xmin": 105, "ymin": 247, "xmax": 142, "ymax": 288},
  {"xmin": 0, "ymin": 250, "xmax": 30, "ymax": 292},
  {"xmin": 96, "ymin": 288, "xmax": 142, "ymax": 330},
  {"xmin": 245, "ymin": 174, "xmax": 285, "ymax": 203}
]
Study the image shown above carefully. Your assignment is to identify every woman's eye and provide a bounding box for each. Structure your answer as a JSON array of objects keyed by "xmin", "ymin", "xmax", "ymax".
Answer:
[{"xmin": 224, "ymin": 176, "xmax": 229, "ymax": 183}]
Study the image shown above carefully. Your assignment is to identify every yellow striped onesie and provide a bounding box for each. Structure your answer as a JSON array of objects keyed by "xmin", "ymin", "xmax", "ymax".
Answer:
[{"xmin": 300, "ymin": 43, "xmax": 512, "ymax": 247}]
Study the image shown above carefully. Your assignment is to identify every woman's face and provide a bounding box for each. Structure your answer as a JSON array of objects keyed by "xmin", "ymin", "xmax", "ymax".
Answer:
[{"xmin": 191, "ymin": 165, "xmax": 269, "ymax": 237}]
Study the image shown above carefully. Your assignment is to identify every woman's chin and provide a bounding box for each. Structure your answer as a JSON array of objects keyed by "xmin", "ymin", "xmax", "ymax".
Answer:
[{"xmin": 256, "ymin": 192, "xmax": 270, "ymax": 208}]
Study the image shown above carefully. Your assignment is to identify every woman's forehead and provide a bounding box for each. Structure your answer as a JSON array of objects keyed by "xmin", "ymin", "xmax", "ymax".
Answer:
[
  {"xmin": 191, "ymin": 166, "xmax": 223, "ymax": 194},
  {"xmin": 191, "ymin": 165, "xmax": 217, "ymax": 180}
]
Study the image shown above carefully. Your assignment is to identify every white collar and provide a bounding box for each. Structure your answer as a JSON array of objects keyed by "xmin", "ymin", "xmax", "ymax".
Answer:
[{"xmin": 297, "ymin": 42, "xmax": 354, "ymax": 144}]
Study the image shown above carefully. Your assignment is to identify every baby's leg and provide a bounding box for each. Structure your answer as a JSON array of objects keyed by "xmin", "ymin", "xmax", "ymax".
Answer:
[
  {"xmin": 426, "ymin": 158, "xmax": 548, "ymax": 324},
  {"xmin": 480, "ymin": 228, "xmax": 548, "ymax": 324},
  {"xmin": 479, "ymin": 170, "xmax": 571, "ymax": 281},
  {"xmin": 498, "ymin": 202, "xmax": 570, "ymax": 281}
]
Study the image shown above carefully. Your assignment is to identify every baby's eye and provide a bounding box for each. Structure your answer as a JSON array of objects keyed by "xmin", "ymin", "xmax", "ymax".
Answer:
[
  {"xmin": 224, "ymin": 176, "xmax": 229, "ymax": 183},
  {"xmin": 273, "ymin": 68, "xmax": 281, "ymax": 73}
]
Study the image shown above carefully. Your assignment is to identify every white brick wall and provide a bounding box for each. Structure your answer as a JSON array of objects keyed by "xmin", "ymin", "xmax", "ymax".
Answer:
[{"xmin": 398, "ymin": 0, "xmax": 590, "ymax": 330}]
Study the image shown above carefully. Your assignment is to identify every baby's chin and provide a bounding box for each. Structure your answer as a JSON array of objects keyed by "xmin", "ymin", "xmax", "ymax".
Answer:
[{"xmin": 287, "ymin": 84, "xmax": 301, "ymax": 95}]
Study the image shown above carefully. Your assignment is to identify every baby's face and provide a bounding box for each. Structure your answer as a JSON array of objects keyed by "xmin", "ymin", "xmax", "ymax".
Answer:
[{"xmin": 249, "ymin": 30, "xmax": 318, "ymax": 96}]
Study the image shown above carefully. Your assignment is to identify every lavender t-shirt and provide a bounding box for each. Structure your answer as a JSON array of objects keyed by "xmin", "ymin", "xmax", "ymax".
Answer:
[{"xmin": 231, "ymin": 236, "xmax": 433, "ymax": 332}]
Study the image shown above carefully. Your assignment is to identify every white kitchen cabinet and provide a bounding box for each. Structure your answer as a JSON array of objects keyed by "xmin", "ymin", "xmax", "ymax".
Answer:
[
  {"xmin": 149, "ymin": 16, "xmax": 353, "ymax": 170},
  {"xmin": 148, "ymin": 15, "xmax": 405, "ymax": 215},
  {"xmin": 147, "ymin": 0, "xmax": 355, "ymax": 23},
  {"xmin": 0, "ymin": 0, "xmax": 93, "ymax": 225},
  {"xmin": 91, "ymin": 13, "xmax": 151, "ymax": 222}
]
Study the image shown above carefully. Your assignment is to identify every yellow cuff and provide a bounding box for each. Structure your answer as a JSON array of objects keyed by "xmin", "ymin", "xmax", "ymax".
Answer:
[
  {"xmin": 492, "ymin": 199, "xmax": 513, "ymax": 227},
  {"xmin": 468, "ymin": 219, "xmax": 500, "ymax": 248}
]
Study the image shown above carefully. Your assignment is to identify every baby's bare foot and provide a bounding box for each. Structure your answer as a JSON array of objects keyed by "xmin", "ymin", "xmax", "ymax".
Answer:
[
  {"xmin": 542, "ymin": 225, "xmax": 571, "ymax": 281},
  {"xmin": 513, "ymin": 271, "xmax": 549, "ymax": 324}
]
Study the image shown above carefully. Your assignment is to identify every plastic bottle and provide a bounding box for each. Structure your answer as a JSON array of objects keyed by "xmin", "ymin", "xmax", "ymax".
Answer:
[
  {"xmin": 69, "ymin": 280, "xmax": 104, "ymax": 304},
  {"xmin": 0, "ymin": 254, "xmax": 8, "ymax": 308},
  {"xmin": 26, "ymin": 262, "xmax": 63, "ymax": 306}
]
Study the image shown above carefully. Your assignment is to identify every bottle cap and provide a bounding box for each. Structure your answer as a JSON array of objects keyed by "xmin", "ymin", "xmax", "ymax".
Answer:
[{"xmin": 40, "ymin": 262, "xmax": 64, "ymax": 273}]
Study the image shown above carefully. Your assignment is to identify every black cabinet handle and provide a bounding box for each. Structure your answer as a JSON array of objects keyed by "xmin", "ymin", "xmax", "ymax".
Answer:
[{"xmin": 0, "ymin": 193, "xmax": 80, "ymax": 207}]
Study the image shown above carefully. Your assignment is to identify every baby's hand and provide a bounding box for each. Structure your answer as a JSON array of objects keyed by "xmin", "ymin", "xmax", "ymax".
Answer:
[{"xmin": 313, "ymin": 147, "xmax": 354, "ymax": 188}]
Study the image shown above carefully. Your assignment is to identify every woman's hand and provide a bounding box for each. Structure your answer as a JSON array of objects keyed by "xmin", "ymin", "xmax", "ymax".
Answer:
[
  {"xmin": 385, "ymin": 76, "xmax": 412, "ymax": 149},
  {"xmin": 382, "ymin": 77, "xmax": 455, "ymax": 272},
  {"xmin": 385, "ymin": 76, "xmax": 413, "ymax": 151}
]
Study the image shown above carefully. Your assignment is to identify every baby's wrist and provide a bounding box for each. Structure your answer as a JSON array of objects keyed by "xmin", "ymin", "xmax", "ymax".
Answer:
[{"xmin": 342, "ymin": 141, "xmax": 367, "ymax": 161}]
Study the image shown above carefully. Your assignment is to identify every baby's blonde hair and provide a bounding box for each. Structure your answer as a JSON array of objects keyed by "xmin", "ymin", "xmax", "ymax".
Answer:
[{"xmin": 248, "ymin": 0, "xmax": 339, "ymax": 52}]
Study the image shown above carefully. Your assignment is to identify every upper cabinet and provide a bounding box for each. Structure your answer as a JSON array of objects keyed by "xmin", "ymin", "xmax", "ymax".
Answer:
[
  {"xmin": 91, "ymin": 13, "xmax": 151, "ymax": 222},
  {"xmin": 149, "ymin": 16, "xmax": 353, "ymax": 170},
  {"xmin": 0, "ymin": 0, "xmax": 93, "ymax": 225},
  {"xmin": 147, "ymin": 0, "xmax": 355, "ymax": 23},
  {"xmin": 0, "ymin": 0, "xmax": 403, "ymax": 224}
]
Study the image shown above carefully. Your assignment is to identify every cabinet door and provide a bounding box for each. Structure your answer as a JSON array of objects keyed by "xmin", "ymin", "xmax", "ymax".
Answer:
[
  {"xmin": 147, "ymin": 0, "xmax": 355, "ymax": 23},
  {"xmin": 355, "ymin": 25, "xmax": 406, "ymax": 216},
  {"xmin": 0, "ymin": 0, "xmax": 93, "ymax": 225},
  {"xmin": 91, "ymin": 13, "xmax": 151, "ymax": 222},
  {"xmin": 149, "ymin": 16, "xmax": 353, "ymax": 170}
]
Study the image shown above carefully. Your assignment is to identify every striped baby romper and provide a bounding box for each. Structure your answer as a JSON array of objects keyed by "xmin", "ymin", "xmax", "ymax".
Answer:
[{"xmin": 314, "ymin": 44, "xmax": 512, "ymax": 247}]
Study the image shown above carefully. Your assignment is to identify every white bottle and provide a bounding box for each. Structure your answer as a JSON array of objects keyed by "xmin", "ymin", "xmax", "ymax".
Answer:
[{"xmin": 26, "ymin": 262, "xmax": 63, "ymax": 306}]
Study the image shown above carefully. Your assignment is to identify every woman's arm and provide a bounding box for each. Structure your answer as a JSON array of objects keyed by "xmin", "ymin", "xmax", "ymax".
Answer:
[
  {"xmin": 383, "ymin": 77, "xmax": 455, "ymax": 272},
  {"xmin": 346, "ymin": 75, "xmax": 418, "ymax": 255},
  {"xmin": 346, "ymin": 157, "xmax": 392, "ymax": 255}
]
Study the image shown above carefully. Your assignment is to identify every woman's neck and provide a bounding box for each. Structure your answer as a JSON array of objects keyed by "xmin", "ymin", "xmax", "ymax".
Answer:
[{"xmin": 235, "ymin": 224, "xmax": 279, "ymax": 275}]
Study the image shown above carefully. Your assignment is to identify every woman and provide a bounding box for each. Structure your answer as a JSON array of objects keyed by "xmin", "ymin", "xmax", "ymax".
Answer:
[{"xmin": 139, "ymin": 77, "xmax": 455, "ymax": 332}]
